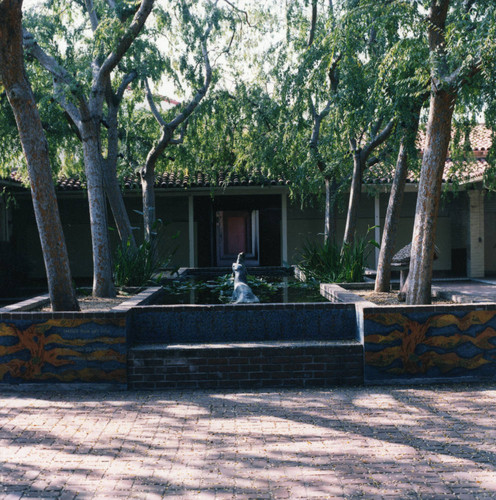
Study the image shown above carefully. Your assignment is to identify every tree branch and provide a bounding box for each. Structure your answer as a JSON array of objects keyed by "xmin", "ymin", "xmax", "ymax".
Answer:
[
  {"xmin": 169, "ymin": 121, "xmax": 188, "ymax": 145},
  {"xmin": 308, "ymin": 94, "xmax": 316, "ymax": 119},
  {"xmin": 115, "ymin": 70, "xmax": 137, "ymax": 103},
  {"xmin": 444, "ymin": 57, "xmax": 482, "ymax": 88},
  {"xmin": 370, "ymin": 118, "xmax": 383, "ymax": 141},
  {"xmin": 96, "ymin": 0, "xmax": 154, "ymax": 90},
  {"xmin": 23, "ymin": 29, "xmax": 89, "ymax": 117},
  {"xmin": 328, "ymin": 53, "xmax": 342, "ymax": 93},
  {"xmin": 307, "ymin": 0, "xmax": 317, "ymax": 47},
  {"xmin": 367, "ymin": 156, "xmax": 380, "ymax": 168},
  {"xmin": 168, "ymin": 25, "xmax": 212, "ymax": 130},
  {"xmin": 84, "ymin": 0, "xmax": 99, "ymax": 32},
  {"xmin": 221, "ymin": 0, "xmax": 253, "ymax": 26},
  {"xmin": 53, "ymin": 78, "xmax": 82, "ymax": 131},
  {"xmin": 362, "ymin": 118, "xmax": 395, "ymax": 160},
  {"xmin": 23, "ymin": 30, "xmax": 77, "ymax": 89},
  {"xmin": 142, "ymin": 18, "xmax": 213, "ymax": 180},
  {"xmin": 144, "ymin": 78, "xmax": 167, "ymax": 128}
]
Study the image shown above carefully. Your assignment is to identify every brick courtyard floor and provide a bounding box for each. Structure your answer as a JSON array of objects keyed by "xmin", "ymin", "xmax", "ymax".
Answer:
[{"xmin": 1, "ymin": 383, "xmax": 496, "ymax": 499}]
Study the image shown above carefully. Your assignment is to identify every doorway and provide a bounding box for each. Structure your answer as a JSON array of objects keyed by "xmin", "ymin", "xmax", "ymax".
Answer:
[{"xmin": 216, "ymin": 210, "xmax": 259, "ymax": 266}]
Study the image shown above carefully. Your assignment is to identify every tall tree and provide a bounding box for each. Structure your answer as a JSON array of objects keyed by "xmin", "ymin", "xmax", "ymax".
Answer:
[
  {"xmin": 270, "ymin": 0, "xmax": 399, "ymax": 246},
  {"xmin": 305, "ymin": 0, "xmax": 339, "ymax": 242},
  {"xmin": 406, "ymin": 0, "xmax": 494, "ymax": 304},
  {"xmin": 343, "ymin": 118, "xmax": 395, "ymax": 246},
  {"xmin": 0, "ymin": 0, "xmax": 79, "ymax": 311},
  {"xmin": 374, "ymin": 30, "xmax": 430, "ymax": 292},
  {"xmin": 24, "ymin": 0, "xmax": 155, "ymax": 297},
  {"xmin": 141, "ymin": 12, "xmax": 213, "ymax": 241},
  {"xmin": 374, "ymin": 110, "xmax": 422, "ymax": 292}
]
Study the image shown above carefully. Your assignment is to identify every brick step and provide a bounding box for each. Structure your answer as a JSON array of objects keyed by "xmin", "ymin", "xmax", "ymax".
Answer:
[{"xmin": 128, "ymin": 340, "xmax": 364, "ymax": 390}]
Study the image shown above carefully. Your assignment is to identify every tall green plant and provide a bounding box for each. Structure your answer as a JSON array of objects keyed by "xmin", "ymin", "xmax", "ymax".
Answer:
[
  {"xmin": 113, "ymin": 218, "xmax": 177, "ymax": 288},
  {"xmin": 298, "ymin": 229, "xmax": 378, "ymax": 283}
]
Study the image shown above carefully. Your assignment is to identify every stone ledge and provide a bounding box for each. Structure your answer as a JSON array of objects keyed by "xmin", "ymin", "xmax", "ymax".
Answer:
[
  {"xmin": 111, "ymin": 287, "xmax": 163, "ymax": 312},
  {"xmin": 130, "ymin": 340, "xmax": 362, "ymax": 351},
  {"xmin": 0, "ymin": 293, "xmax": 50, "ymax": 313},
  {"xmin": 320, "ymin": 283, "xmax": 375, "ymax": 306},
  {"xmin": 0, "ymin": 286, "xmax": 164, "ymax": 317}
]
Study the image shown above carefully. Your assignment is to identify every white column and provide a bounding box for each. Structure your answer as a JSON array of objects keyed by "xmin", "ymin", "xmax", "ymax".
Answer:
[
  {"xmin": 281, "ymin": 192, "xmax": 288, "ymax": 265},
  {"xmin": 374, "ymin": 193, "xmax": 380, "ymax": 269},
  {"xmin": 188, "ymin": 195, "xmax": 195, "ymax": 268},
  {"xmin": 468, "ymin": 190, "xmax": 485, "ymax": 278}
]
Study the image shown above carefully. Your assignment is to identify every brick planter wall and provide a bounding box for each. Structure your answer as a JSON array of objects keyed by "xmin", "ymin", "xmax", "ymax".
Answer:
[
  {"xmin": 127, "ymin": 302, "xmax": 363, "ymax": 389},
  {"xmin": 128, "ymin": 340, "xmax": 363, "ymax": 390},
  {"xmin": 0, "ymin": 289, "xmax": 161, "ymax": 385}
]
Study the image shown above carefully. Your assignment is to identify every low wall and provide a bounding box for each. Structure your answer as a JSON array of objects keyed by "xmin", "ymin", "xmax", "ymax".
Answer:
[
  {"xmin": 127, "ymin": 302, "xmax": 362, "ymax": 390},
  {"xmin": 0, "ymin": 289, "xmax": 161, "ymax": 385},
  {"xmin": 128, "ymin": 341, "xmax": 363, "ymax": 390},
  {"xmin": 363, "ymin": 304, "xmax": 496, "ymax": 383},
  {"xmin": 2, "ymin": 286, "xmax": 496, "ymax": 388},
  {"xmin": 0, "ymin": 312, "xmax": 126, "ymax": 384},
  {"xmin": 127, "ymin": 302, "xmax": 359, "ymax": 344}
]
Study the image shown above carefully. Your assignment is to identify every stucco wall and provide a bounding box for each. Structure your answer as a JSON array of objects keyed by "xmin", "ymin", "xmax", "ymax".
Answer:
[
  {"xmin": 11, "ymin": 193, "xmax": 190, "ymax": 280},
  {"xmin": 485, "ymin": 194, "xmax": 496, "ymax": 274},
  {"xmin": 10, "ymin": 187, "xmax": 479, "ymax": 282},
  {"xmin": 287, "ymin": 191, "xmax": 454, "ymax": 270}
]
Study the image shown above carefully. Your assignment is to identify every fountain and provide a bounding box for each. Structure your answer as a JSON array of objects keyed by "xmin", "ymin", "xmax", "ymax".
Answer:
[{"xmin": 231, "ymin": 252, "xmax": 259, "ymax": 303}]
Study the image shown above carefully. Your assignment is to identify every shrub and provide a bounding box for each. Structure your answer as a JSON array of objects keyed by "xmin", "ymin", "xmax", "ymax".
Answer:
[
  {"xmin": 113, "ymin": 220, "xmax": 177, "ymax": 288},
  {"xmin": 298, "ymin": 229, "xmax": 378, "ymax": 283}
]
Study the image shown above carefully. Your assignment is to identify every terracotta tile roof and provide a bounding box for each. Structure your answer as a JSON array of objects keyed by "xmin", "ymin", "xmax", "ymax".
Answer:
[
  {"xmin": 467, "ymin": 125, "xmax": 492, "ymax": 151},
  {"xmin": 364, "ymin": 157, "xmax": 489, "ymax": 185},
  {"xmin": 417, "ymin": 124, "xmax": 492, "ymax": 153},
  {"xmin": 53, "ymin": 169, "xmax": 290, "ymax": 191},
  {"xmin": 365, "ymin": 124, "xmax": 492, "ymax": 185}
]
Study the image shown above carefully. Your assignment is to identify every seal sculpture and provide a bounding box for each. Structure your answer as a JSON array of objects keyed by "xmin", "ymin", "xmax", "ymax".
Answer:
[{"xmin": 232, "ymin": 252, "xmax": 260, "ymax": 303}]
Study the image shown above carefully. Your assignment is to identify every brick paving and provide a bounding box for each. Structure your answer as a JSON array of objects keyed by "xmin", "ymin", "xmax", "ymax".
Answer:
[{"xmin": 1, "ymin": 384, "xmax": 496, "ymax": 499}]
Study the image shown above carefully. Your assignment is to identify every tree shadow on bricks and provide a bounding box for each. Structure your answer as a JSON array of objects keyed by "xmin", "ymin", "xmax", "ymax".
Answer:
[{"xmin": 1, "ymin": 383, "xmax": 496, "ymax": 498}]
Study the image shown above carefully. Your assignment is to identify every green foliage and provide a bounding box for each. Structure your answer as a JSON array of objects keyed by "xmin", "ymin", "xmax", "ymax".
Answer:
[
  {"xmin": 113, "ymin": 238, "xmax": 159, "ymax": 288},
  {"xmin": 298, "ymin": 229, "xmax": 379, "ymax": 283},
  {"xmin": 113, "ymin": 219, "xmax": 177, "ymax": 288},
  {"xmin": 161, "ymin": 273, "xmax": 320, "ymax": 304}
]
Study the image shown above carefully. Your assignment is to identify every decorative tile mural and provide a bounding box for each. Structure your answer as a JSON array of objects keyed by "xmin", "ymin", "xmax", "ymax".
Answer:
[
  {"xmin": 364, "ymin": 308, "xmax": 496, "ymax": 382},
  {"xmin": 0, "ymin": 317, "xmax": 126, "ymax": 383}
]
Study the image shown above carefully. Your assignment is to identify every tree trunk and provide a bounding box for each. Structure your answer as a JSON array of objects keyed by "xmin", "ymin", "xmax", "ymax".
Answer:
[
  {"xmin": 141, "ymin": 168, "xmax": 156, "ymax": 242},
  {"xmin": 406, "ymin": 90, "xmax": 455, "ymax": 304},
  {"xmin": 342, "ymin": 151, "xmax": 363, "ymax": 247},
  {"xmin": 343, "ymin": 120, "xmax": 395, "ymax": 249},
  {"xmin": 0, "ymin": 0, "xmax": 79, "ymax": 311},
  {"xmin": 374, "ymin": 135, "xmax": 410, "ymax": 292},
  {"xmin": 324, "ymin": 177, "xmax": 337, "ymax": 243},
  {"xmin": 105, "ymin": 98, "xmax": 137, "ymax": 250},
  {"xmin": 141, "ymin": 128, "xmax": 169, "ymax": 242},
  {"xmin": 406, "ymin": 0, "xmax": 456, "ymax": 305},
  {"xmin": 81, "ymin": 127, "xmax": 116, "ymax": 298},
  {"xmin": 102, "ymin": 161, "xmax": 137, "ymax": 250}
]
